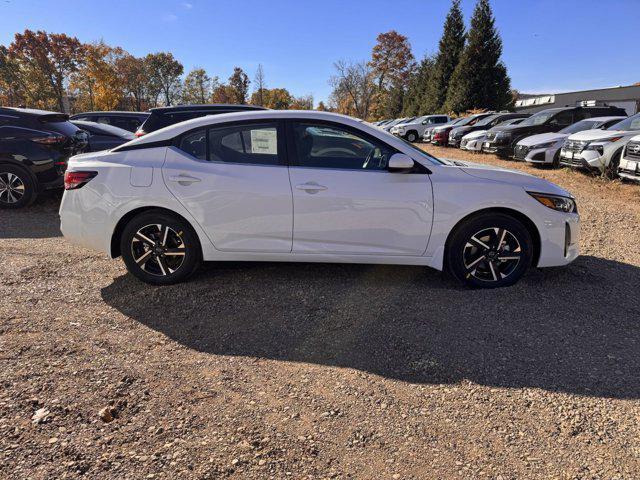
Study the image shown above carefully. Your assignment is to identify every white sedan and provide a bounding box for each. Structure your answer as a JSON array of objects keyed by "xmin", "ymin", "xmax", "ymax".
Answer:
[{"xmin": 59, "ymin": 110, "xmax": 580, "ymax": 288}]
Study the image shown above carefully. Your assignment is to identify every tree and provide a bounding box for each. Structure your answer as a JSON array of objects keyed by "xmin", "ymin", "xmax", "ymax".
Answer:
[
  {"xmin": 182, "ymin": 68, "xmax": 212, "ymax": 104},
  {"xmin": 423, "ymin": 0, "xmax": 466, "ymax": 113},
  {"xmin": 403, "ymin": 54, "xmax": 436, "ymax": 116},
  {"xmin": 211, "ymin": 83, "xmax": 235, "ymax": 103},
  {"xmin": 253, "ymin": 64, "xmax": 266, "ymax": 106},
  {"xmin": 316, "ymin": 101, "xmax": 328, "ymax": 111},
  {"xmin": 9, "ymin": 30, "xmax": 84, "ymax": 112},
  {"xmin": 145, "ymin": 52, "xmax": 183, "ymax": 106},
  {"xmin": 290, "ymin": 94, "xmax": 313, "ymax": 110},
  {"xmin": 228, "ymin": 67, "xmax": 250, "ymax": 104},
  {"xmin": 329, "ymin": 60, "xmax": 376, "ymax": 120},
  {"xmin": 70, "ymin": 42, "xmax": 127, "ymax": 111},
  {"xmin": 115, "ymin": 54, "xmax": 151, "ymax": 110},
  {"xmin": 368, "ymin": 31, "xmax": 415, "ymax": 119},
  {"xmin": 444, "ymin": 0, "xmax": 513, "ymax": 113}
]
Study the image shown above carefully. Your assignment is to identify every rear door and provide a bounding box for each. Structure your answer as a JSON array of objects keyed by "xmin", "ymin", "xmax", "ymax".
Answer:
[
  {"xmin": 286, "ymin": 120, "xmax": 433, "ymax": 255},
  {"xmin": 163, "ymin": 120, "xmax": 294, "ymax": 252}
]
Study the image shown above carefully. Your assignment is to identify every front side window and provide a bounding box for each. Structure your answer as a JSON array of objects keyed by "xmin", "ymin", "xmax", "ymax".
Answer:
[
  {"xmin": 550, "ymin": 111, "xmax": 574, "ymax": 126},
  {"xmin": 291, "ymin": 122, "xmax": 395, "ymax": 171}
]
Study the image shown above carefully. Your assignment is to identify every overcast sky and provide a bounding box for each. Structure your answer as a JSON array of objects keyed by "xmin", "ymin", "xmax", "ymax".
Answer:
[{"xmin": 2, "ymin": 0, "xmax": 639, "ymax": 103}]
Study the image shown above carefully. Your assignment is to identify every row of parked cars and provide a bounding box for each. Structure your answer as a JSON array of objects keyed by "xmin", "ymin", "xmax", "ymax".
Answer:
[
  {"xmin": 0, "ymin": 104, "xmax": 265, "ymax": 208},
  {"xmin": 377, "ymin": 105, "xmax": 640, "ymax": 181}
]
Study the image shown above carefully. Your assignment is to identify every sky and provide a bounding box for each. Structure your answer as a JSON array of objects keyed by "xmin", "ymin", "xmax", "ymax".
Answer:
[{"xmin": 1, "ymin": 0, "xmax": 639, "ymax": 104}]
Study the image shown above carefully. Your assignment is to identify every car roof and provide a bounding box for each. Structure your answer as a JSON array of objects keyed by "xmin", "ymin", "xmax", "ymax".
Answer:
[
  {"xmin": 149, "ymin": 104, "xmax": 266, "ymax": 114},
  {"xmin": 71, "ymin": 111, "xmax": 149, "ymax": 117},
  {"xmin": 0, "ymin": 107, "xmax": 64, "ymax": 117}
]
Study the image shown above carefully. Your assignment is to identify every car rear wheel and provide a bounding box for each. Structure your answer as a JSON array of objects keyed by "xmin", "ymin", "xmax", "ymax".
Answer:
[
  {"xmin": 120, "ymin": 211, "xmax": 201, "ymax": 285},
  {"xmin": 446, "ymin": 213, "xmax": 533, "ymax": 288},
  {"xmin": 0, "ymin": 165, "xmax": 36, "ymax": 209},
  {"xmin": 406, "ymin": 131, "xmax": 418, "ymax": 143}
]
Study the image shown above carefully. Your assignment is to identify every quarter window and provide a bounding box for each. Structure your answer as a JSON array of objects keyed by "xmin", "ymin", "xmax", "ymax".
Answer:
[
  {"xmin": 179, "ymin": 129, "xmax": 207, "ymax": 160},
  {"xmin": 291, "ymin": 122, "xmax": 394, "ymax": 171},
  {"xmin": 209, "ymin": 123, "xmax": 280, "ymax": 165}
]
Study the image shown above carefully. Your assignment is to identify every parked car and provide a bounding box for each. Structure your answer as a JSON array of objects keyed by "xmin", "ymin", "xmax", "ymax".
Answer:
[
  {"xmin": 0, "ymin": 107, "xmax": 88, "ymax": 208},
  {"xmin": 431, "ymin": 113, "xmax": 494, "ymax": 146},
  {"xmin": 515, "ymin": 116, "xmax": 625, "ymax": 166},
  {"xmin": 382, "ymin": 117, "xmax": 415, "ymax": 133},
  {"xmin": 482, "ymin": 106, "xmax": 627, "ymax": 158},
  {"xmin": 70, "ymin": 111, "xmax": 149, "ymax": 133},
  {"xmin": 60, "ymin": 110, "xmax": 579, "ymax": 289},
  {"xmin": 71, "ymin": 120, "xmax": 134, "ymax": 151},
  {"xmin": 135, "ymin": 104, "xmax": 267, "ymax": 137},
  {"xmin": 460, "ymin": 118, "xmax": 526, "ymax": 152},
  {"xmin": 618, "ymin": 134, "xmax": 640, "ymax": 181},
  {"xmin": 422, "ymin": 117, "xmax": 465, "ymax": 143},
  {"xmin": 449, "ymin": 113, "xmax": 530, "ymax": 148},
  {"xmin": 391, "ymin": 115, "xmax": 450, "ymax": 142},
  {"xmin": 559, "ymin": 113, "xmax": 640, "ymax": 177}
]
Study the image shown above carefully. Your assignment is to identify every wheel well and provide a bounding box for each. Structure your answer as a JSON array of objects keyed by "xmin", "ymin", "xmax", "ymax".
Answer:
[
  {"xmin": 110, "ymin": 206, "xmax": 201, "ymax": 258},
  {"xmin": 0, "ymin": 161, "xmax": 38, "ymax": 187},
  {"xmin": 444, "ymin": 207, "xmax": 541, "ymax": 268}
]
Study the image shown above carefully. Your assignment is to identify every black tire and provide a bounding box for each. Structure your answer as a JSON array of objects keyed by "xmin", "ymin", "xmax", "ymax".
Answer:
[
  {"xmin": 604, "ymin": 150, "xmax": 622, "ymax": 180},
  {"xmin": 552, "ymin": 149, "xmax": 561, "ymax": 168},
  {"xmin": 446, "ymin": 213, "xmax": 533, "ymax": 289},
  {"xmin": 120, "ymin": 210, "xmax": 202, "ymax": 285},
  {"xmin": 0, "ymin": 164, "xmax": 37, "ymax": 209},
  {"xmin": 406, "ymin": 131, "xmax": 418, "ymax": 143}
]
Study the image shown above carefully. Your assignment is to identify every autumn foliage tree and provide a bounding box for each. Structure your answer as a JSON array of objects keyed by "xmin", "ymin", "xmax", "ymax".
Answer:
[
  {"xmin": 182, "ymin": 68, "xmax": 214, "ymax": 104},
  {"xmin": 227, "ymin": 67, "xmax": 250, "ymax": 104}
]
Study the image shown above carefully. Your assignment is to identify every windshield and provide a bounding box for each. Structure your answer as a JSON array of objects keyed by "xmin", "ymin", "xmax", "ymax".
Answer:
[
  {"xmin": 457, "ymin": 114, "xmax": 487, "ymax": 127},
  {"xmin": 474, "ymin": 114, "xmax": 502, "ymax": 127},
  {"xmin": 518, "ymin": 110, "xmax": 558, "ymax": 126},
  {"xmin": 608, "ymin": 113, "xmax": 640, "ymax": 132},
  {"xmin": 559, "ymin": 119, "xmax": 599, "ymax": 134}
]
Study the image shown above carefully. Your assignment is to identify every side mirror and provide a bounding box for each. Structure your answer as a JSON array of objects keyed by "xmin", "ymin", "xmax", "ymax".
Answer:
[{"xmin": 388, "ymin": 153, "xmax": 414, "ymax": 173}]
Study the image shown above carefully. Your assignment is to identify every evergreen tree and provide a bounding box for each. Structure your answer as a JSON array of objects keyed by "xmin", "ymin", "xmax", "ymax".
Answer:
[
  {"xmin": 444, "ymin": 0, "xmax": 513, "ymax": 113},
  {"xmin": 422, "ymin": 0, "xmax": 466, "ymax": 113},
  {"xmin": 403, "ymin": 54, "xmax": 435, "ymax": 116}
]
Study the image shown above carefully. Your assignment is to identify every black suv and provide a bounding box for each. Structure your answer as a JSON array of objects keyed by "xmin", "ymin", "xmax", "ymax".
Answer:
[
  {"xmin": 482, "ymin": 105, "xmax": 627, "ymax": 158},
  {"xmin": 70, "ymin": 111, "xmax": 149, "ymax": 133},
  {"xmin": 136, "ymin": 104, "xmax": 267, "ymax": 137},
  {"xmin": 0, "ymin": 107, "xmax": 88, "ymax": 208},
  {"xmin": 448, "ymin": 112, "xmax": 531, "ymax": 148}
]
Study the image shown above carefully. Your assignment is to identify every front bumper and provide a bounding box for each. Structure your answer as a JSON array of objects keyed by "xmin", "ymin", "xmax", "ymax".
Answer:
[
  {"xmin": 618, "ymin": 157, "xmax": 640, "ymax": 181},
  {"xmin": 537, "ymin": 211, "xmax": 580, "ymax": 268},
  {"xmin": 482, "ymin": 141, "xmax": 513, "ymax": 157},
  {"xmin": 559, "ymin": 149, "xmax": 603, "ymax": 171}
]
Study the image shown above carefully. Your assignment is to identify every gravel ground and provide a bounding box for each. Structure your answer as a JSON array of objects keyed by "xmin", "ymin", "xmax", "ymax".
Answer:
[{"xmin": 1, "ymin": 145, "xmax": 640, "ymax": 479}]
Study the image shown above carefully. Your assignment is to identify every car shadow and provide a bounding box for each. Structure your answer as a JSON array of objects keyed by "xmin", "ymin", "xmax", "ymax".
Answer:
[
  {"xmin": 0, "ymin": 191, "xmax": 62, "ymax": 239},
  {"xmin": 100, "ymin": 255, "xmax": 640, "ymax": 400}
]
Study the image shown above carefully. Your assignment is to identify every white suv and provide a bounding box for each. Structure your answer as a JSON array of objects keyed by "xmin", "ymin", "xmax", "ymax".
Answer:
[
  {"xmin": 391, "ymin": 115, "xmax": 450, "ymax": 142},
  {"xmin": 618, "ymin": 134, "xmax": 640, "ymax": 181},
  {"xmin": 559, "ymin": 113, "xmax": 640, "ymax": 177}
]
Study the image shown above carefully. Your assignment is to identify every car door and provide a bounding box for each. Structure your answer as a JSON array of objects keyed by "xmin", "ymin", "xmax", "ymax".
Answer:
[
  {"xmin": 163, "ymin": 120, "xmax": 293, "ymax": 252},
  {"xmin": 286, "ymin": 120, "xmax": 433, "ymax": 255}
]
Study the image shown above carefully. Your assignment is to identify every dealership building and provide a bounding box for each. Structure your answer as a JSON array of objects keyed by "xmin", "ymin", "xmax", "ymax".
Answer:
[{"xmin": 515, "ymin": 84, "xmax": 640, "ymax": 115}]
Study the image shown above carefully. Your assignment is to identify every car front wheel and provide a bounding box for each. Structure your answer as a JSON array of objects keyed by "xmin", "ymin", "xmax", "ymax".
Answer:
[
  {"xmin": 446, "ymin": 213, "xmax": 533, "ymax": 288},
  {"xmin": 406, "ymin": 131, "xmax": 418, "ymax": 143},
  {"xmin": 120, "ymin": 211, "xmax": 201, "ymax": 285}
]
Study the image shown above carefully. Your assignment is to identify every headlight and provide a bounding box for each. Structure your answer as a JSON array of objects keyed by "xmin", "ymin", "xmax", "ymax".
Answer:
[
  {"xmin": 531, "ymin": 141, "xmax": 557, "ymax": 150},
  {"xmin": 528, "ymin": 192, "xmax": 577, "ymax": 213},
  {"xmin": 585, "ymin": 136, "xmax": 623, "ymax": 150}
]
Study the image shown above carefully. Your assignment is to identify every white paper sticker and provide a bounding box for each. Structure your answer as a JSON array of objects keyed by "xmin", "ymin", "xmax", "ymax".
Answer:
[{"xmin": 251, "ymin": 129, "xmax": 277, "ymax": 155}]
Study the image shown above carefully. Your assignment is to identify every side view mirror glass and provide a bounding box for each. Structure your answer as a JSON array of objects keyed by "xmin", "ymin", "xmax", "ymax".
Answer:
[{"xmin": 388, "ymin": 153, "xmax": 414, "ymax": 173}]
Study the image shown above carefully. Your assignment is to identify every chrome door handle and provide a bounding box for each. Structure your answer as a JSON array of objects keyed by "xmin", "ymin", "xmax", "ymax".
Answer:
[
  {"xmin": 295, "ymin": 182, "xmax": 327, "ymax": 193},
  {"xmin": 168, "ymin": 174, "xmax": 201, "ymax": 185}
]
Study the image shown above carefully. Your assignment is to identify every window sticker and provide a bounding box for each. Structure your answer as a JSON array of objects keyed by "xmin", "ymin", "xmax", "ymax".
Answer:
[{"xmin": 251, "ymin": 128, "xmax": 277, "ymax": 154}]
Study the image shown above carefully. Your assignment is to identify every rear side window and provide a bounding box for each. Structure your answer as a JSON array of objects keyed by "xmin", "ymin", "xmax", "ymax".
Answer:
[{"xmin": 210, "ymin": 123, "xmax": 280, "ymax": 165}]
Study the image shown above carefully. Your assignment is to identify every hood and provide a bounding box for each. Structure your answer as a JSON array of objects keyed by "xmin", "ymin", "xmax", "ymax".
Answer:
[
  {"xmin": 462, "ymin": 130, "xmax": 487, "ymax": 140},
  {"xmin": 441, "ymin": 158, "xmax": 572, "ymax": 197},
  {"xmin": 433, "ymin": 125, "xmax": 453, "ymax": 133},
  {"xmin": 518, "ymin": 132, "xmax": 567, "ymax": 146},
  {"xmin": 566, "ymin": 128, "xmax": 627, "ymax": 141}
]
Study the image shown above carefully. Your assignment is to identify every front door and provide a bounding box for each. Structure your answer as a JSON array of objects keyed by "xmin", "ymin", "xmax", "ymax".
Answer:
[
  {"xmin": 287, "ymin": 121, "xmax": 433, "ymax": 255},
  {"xmin": 163, "ymin": 120, "xmax": 293, "ymax": 252}
]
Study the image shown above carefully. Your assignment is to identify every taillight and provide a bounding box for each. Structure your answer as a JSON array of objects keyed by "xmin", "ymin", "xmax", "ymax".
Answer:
[
  {"xmin": 64, "ymin": 171, "xmax": 97, "ymax": 190},
  {"xmin": 134, "ymin": 129, "xmax": 146, "ymax": 137},
  {"xmin": 31, "ymin": 135, "xmax": 66, "ymax": 145}
]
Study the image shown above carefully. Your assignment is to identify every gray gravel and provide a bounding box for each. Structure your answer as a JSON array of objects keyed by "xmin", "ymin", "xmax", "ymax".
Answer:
[{"xmin": 1, "ymin": 147, "xmax": 640, "ymax": 479}]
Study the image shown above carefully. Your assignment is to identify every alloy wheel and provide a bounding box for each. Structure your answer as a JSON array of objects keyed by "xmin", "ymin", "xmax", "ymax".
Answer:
[
  {"xmin": 463, "ymin": 227, "xmax": 522, "ymax": 283},
  {"xmin": 0, "ymin": 172, "xmax": 25, "ymax": 204},
  {"xmin": 130, "ymin": 224, "xmax": 186, "ymax": 276}
]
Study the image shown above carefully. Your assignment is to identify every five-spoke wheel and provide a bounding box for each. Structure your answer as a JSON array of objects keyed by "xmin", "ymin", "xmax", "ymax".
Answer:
[
  {"xmin": 447, "ymin": 213, "xmax": 533, "ymax": 288},
  {"xmin": 121, "ymin": 211, "xmax": 201, "ymax": 285}
]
